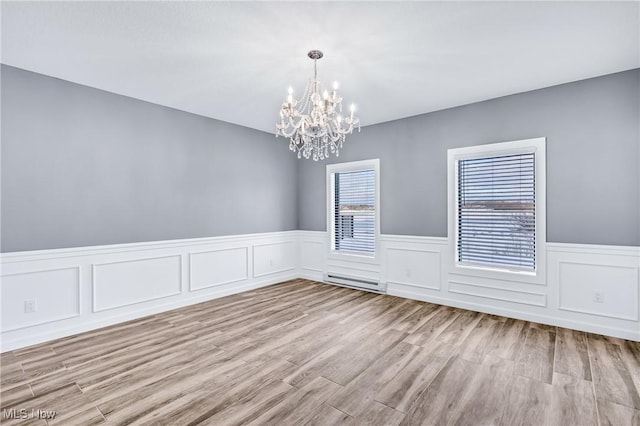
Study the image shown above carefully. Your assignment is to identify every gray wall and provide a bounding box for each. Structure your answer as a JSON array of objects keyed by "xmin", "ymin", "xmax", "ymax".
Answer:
[
  {"xmin": 1, "ymin": 65, "xmax": 298, "ymax": 252},
  {"xmin": 3, "ymin": 66, "xmax": 639, "ymax": 251},
  {"xmin": 298, "ymin": 69, "xmax": 640, "ymax": 246}
]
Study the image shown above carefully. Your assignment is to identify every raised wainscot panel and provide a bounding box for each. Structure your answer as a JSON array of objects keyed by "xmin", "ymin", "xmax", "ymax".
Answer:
[
  {"xmin": 448, "ymin": 277, "xmax": 547, "ymax": 307},
  {"xmin": 92, "ymin": 255, "xmax": 182, "ymax": 312},
  {"xmin": 1, "ymin": 267, "xmax": 80, "ymax": 331},
  {"xmin": 189, "ymin": 247, "xmax": 248, "ymax": 291},
  {"xmin": 253, "ymin": 241, "xmax": 297, "ymax": 278},
  {"xmin": 558, "ymin": 261, "xmax": 639, "ymax": 321},
  {"xmin": 301, "ymin": 241, "xmax": 324, "ymax": 272},
  {"xmin": 386, "ymin": 247, "xmax": 441, "ymax": 290}
]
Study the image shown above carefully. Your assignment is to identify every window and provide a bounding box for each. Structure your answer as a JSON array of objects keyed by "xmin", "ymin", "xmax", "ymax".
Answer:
[
  {"xmin": 448, "ymin": 138, "xmax": 545, "ymax": 280},
  {"xmin": 327, "ymin": 159, "xmax": 380, "ymax": 259}
]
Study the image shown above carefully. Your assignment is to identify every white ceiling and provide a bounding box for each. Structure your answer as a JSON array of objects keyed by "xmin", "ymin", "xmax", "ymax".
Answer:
[{"xmin": 2, "ymin": 1, "xmax": 639, "ymax": 133}]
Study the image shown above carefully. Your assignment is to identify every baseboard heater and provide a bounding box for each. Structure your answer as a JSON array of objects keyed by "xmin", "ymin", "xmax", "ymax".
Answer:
[{"xmin": 323, "ymin": 273, "xmax": 385, "ymax": 294}]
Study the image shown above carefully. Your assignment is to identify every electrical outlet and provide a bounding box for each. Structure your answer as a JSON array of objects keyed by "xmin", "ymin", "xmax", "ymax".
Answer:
[
  {"xmin": 405, "ymin": 269, "xmax": 412, "ymax": 278},
  {"xmin": 593, "ymin": 291, "xmax": 604, "ymax": 304},
  {"xmin": 269, "ymin": 259, "xmax": 275, "ymax": 267},
  {"xmin": 24, "ymin": 299, "xmax": 37, "ymax": 313}
]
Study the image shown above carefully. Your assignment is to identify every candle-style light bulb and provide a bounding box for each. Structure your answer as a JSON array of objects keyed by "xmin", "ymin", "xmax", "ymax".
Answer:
[
  {"xmin": 333, "ymin": 81, "xmax": 339, "ymax": 90},
  {"xmin": 323, "ymin": 90, "xmax": 329, "ymax": 100},
  {"xmin": 350, "ymin": 104, "xmax": 355, "ymax": 120},
  {"xmin": 287, "ymin": 86, "xmax": 293, "ymax": 104}
]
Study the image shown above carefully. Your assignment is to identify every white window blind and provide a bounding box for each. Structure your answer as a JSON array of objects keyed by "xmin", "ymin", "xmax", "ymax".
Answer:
[
  {"xmin": 457, "ymin": 152, "xmax": 536, "ymax": 270},
  {"xmin": 333, "ymin": 169, "xmax": 376, "ymax": 254}
]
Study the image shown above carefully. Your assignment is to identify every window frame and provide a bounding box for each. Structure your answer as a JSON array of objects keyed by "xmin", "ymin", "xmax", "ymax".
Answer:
[
  {"xmin": 326, "ymin": 159, "xmax": 380, "ymax": 264},
  {"xmin": 447, "ymin": 138, "xmax": 546, "ymax": 284}
]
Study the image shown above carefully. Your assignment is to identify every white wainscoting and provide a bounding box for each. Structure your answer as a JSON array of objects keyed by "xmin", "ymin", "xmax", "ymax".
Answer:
[
  {"xmin": 547, "ymin": 243, "xmax": 640, "ymax": 337},
  {"xmin": 299, "ymin": 231, "xmax": 640, "ymax": 342},
  {"xmin": 0, "ymin": 231, "xmax": 299, "ymax": 352},
  {"xmin": 298, "ymin": 231, "xmax": 327, "ymax": 282},
  {"xmin": 93, "ymin": 255, "xmax": 182, "ymax": 312},
  {"xmin": 189, "ymin": 247, "xmax": 248, "ymax": 291},
  {"xmin": 1, "ymin": 267, "xmax": 80, "ymax": 332},
  {"xmin": 253, "ymin": 241, "xmax": 297, "ymax": 278},
  {"xmin": 299, "ymin": 231, "xmax": 383, "ymax": 286},
  {"xmin": 3, "ymin": 231, "xmax": 639, "ymax": 351}
]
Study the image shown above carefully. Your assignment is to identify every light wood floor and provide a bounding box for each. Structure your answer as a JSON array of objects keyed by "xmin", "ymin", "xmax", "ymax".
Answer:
[{"xmin": 1, "ymin": 279, "xmax": 639, "ymax": 426}]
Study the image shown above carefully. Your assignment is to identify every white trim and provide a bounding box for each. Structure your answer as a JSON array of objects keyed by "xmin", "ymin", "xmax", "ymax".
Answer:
[
  {"xmin": 547, "ymin": 242, "xmax": 640, "ymax": 257},
  {"xmin": 326, "ymin": 159, "xmax": 381, "ymax": 264},
  {"xmin": 447, "ymin": 137, "xmax": 547, "ymax": 285}
]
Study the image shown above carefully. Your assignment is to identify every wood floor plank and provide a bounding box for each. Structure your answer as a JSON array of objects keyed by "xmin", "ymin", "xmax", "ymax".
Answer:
[
  {"xmin": 0, "ymin": 353, "xmax": 27, "ymax": 391},
  {"xmin": 2, "ymin": 383, "xmax": 104, "ymax": 425},
  {"xmin": 0, "ymin": 385, "xmax": 33, "ymax": 412},
  {"xmin": 317, "ymin": 329, "xmax": 408, "ymax": 386},
  {"xmin": 485, "ymin": 318, "xmax": 530, "ymax": 361},
  {"xmin": 247, "ymin": 376, "xmax": 342, "ymax": 426},
  {"xmin": 588, "ymin": 334, "xmax": 640, "ymax": 409},
  {"xmin": 97, "ymin": 357, "xmax": 249, "ymax": 423},
  {"xmin": 354, "ymin": 401, "xmax": 405, "ymax": 426},
  {"xmin": 326, "ymin": 341, "xmax": 422, "ymax": 416},
  {"xmin": 435, "ymin": 310, "xmax": 482, "ymax": 346},
  {"xmin": 447, "ymin": 356, "xmax": 516, "ymax": 426},
  {"xmin": 554, "ymin": 327, "xmax": 592, "ymax": 381},
  {"xmin": 597, "ymin": 399, "xmax": 640, "ymax": 426},
  {"xmin": 1, "ymin": 279, "xmax": 638, "ymax": 425},
  {"xmin": 402, "ymin": 307, "xmax": 459, "ymax": 347},
  {"xmin": 456, "ymin": 315, "xmax": 504, "ymax": 363},
  {"xmin": 393, "ymin": 302, "xmax": 441, "ymax": 334},
  {"xmin": 499, "ymin": 375, "xmax": 552, "ymax": 426},
  {"xmin": 0, "ymin": 414, "xmax": 47, "ymax": 426},
  {"xmin": 302, "ymin": 404, "xmax": 355, "ymax": 426},
  {"xmin": 196, "ymin": 380, "xmax": 295, "ymax": 426},
  {"xmin": 375, "ymin": 339, "xmax": 454, "ymax": 413},
  {"xmin": 515, "ymin": 327, "xmax": 556, "ymax": 384},
  {"xmin": 126, "ymin": 358, "xmax": 296, "ymax": 425},
  {"xmin": 529, "ymin": 321, "xmax": 557, "ymax": 333},
  {"xmin": 302, "ymin": 290, "xmax": 369, "ymax": 316},
  {"xmin": 399, "ymin": 355, "xmax": 478, "ymax": 425},
  {"xmin": 549, "ymin": 373, "xmax": 598, "ymax": 426},
  {"xmin": 620, "ymin": 339, "xmax": 640, "ymax": 402}
]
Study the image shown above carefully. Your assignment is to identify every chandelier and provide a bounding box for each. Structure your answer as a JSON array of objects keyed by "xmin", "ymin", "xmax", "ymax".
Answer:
[{"xmin": 276, "ymin": 50, "xmax": 360, "ymax": 161}]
